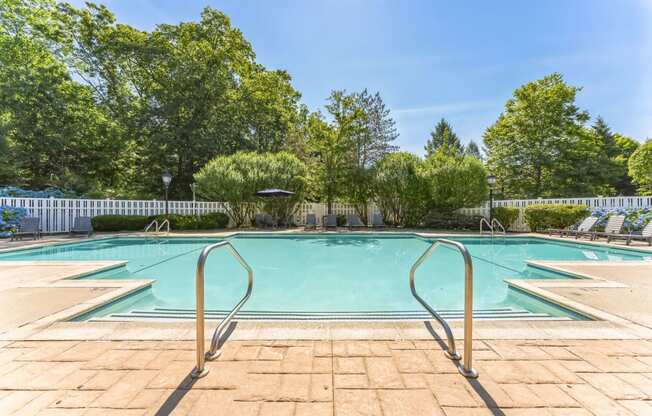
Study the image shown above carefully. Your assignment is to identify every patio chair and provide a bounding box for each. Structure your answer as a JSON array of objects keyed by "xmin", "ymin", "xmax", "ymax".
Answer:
[
  {"xmin": 11, "ymin": 217, "xmax": 40, "ymax": 241},
  {"xmin": 593, "ymin": 215, "xmax": 626, "ymax": 241},
  {"xmin": 623, "ymin": 221, "xmax": 652, "ymax": 246},
  {"xmin": 346, "ymin": 214, "xmax": 366, "ymax": 230},
  {"xmin": 549, "ymin": 216, "xmax": 597, "ymax": 238},
  {"xmin": 255, "ymin": 214, "xmax": 265, "ymax": 229},
  {"xmin": 304, "ymin": 213, "xmax": 317, "ymax": 230},
  {"xmin": 263, "ymin": 213, "xmax": 277, "ymax": 228},
  {"xmin": 70, "ymin": 216, "xmax": 93, "ymax": 237},
  {"xmin": 323, "ymin": 214, "xmax": 337, "ymax": 230},
  {"xmin": 372, "ymin": 213, "xmax": 386, "ymax": 229}
]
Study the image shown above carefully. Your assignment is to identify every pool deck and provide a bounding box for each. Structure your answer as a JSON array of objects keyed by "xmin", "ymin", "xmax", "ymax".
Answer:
[{"xmin": 1, "ymin": 231, "xmax": 652, "ymax": 414}]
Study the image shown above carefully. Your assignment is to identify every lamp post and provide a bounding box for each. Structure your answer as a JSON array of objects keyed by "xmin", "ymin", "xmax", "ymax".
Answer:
[
  {"xmin": 190, "ymin": 183, "xmax": 197, "ymax": 217},
  {"xmin": 487, "ymin": 174, "xmax": 496, "ymax": 223},
  {"xmin": 162, "ymin": 171, "xmax": 172, "ymax": 216}
]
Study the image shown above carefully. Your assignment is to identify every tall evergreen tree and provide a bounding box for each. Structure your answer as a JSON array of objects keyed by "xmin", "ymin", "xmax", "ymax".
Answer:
[
  {"xmin": 424, "ymin": 118, "xmax": 462, "ymax": 157},
  {"xmin": 464, "ymin": 140, "xmax": 483, "ymax": 161},
  {"xmin": 592, "ymin": 116, "xmax": 617, "ymax": 157}
]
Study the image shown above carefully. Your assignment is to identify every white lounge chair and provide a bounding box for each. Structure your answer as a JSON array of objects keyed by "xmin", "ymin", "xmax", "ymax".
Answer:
[{"xmin": 593, "ymin": 215, "xmax": 626, "ymax": 241}]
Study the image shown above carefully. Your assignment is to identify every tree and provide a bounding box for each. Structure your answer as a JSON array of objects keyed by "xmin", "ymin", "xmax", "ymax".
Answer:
[
  {"xmin": 628, "ymin": 140, "xmax": 652, "ymax": 195},
  {"xmin": 374, "ymin": 152, "xmax": 429, "ymax": 227},
  {"xmin": 612, "ymin": 134, "xmax": 640, "ymax": 195},
  {"xmin": 483, "ymin": 73, "xmax": 591, "ymax": 198},
  {"xmin": 424, "ymin": 118, "xmax": 462, "ymax": 157},
  {"xmin": 194, "ymin": 152, "xmax": 307, "ymax": 226},
  {"xmin": 464, "ymin": 140, "xmax": 482, "ymax": 161},
  {"xmin": 422, "ymin": 152, "xmax": 488, "ymax": 214},
  {"xmin": 592, "ymin": 116, "xmax": 617, "ymax": 157}
]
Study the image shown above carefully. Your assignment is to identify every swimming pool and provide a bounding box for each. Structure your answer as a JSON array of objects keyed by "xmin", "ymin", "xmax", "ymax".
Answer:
[{"xmin": 1, "ymin": 234, "xmax": 649, "ymax": 320}]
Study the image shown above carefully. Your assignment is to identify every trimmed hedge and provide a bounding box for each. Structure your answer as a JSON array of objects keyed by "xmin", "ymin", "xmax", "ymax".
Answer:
[
  {"xmin": 523, "ymin": 204, "xmax": 589, "ymax": 232},
  {"xmin": 492, "ymin": 206, "xmax": 519, "ymax": 231},
  {"xmin": 91, "ymin": 212, "xmax": 229, "ymax": 232},
  {"xmin": 91, "ymin": 215, "xmax": 150, "ymax": 231},
  {"xmin": 424, "ymin": 212, "xmax": 484, "ymax": 230}
]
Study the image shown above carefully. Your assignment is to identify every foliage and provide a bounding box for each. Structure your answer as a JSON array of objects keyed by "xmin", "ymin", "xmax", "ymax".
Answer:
[
  {"xmin": 424, "ymin": 118, "xmax": 462, "ymax": 157},
  {"xmin": 373, "ymin": 152, "xmax": 429, "ymax": 227},
  {"xmin": 523, "ymin": 204, "xmax": 589, "ymax": 232},
  {"xmin": 90, "ymin": 215, "xmax": 150, "ymax": 231},
  {"xmin": 492, "ymin": 206, "xmax": 519, "ymax": 230},
  {"xmin": 150, "ymin": 212, "xmax": 229, "ymax": 230},
  {"xmin": 0, "ymin": 186, "xmax": 67, "ymax": 198},
  {"xmin": 464, "ymin": 140, "xmax": 482, "ymax": 161},
  {"xmin": 612, "ymin": 134, "xmax": 640, "ymax": 195},
  {"xmin": 423, "ymin": 212, "xmax": 484, "ymax": 230},
  {"xmin": 590, "ymin": 207, "xmax": 652, "ymax": 232},
  {"xmin": 422, "ymin": 151, "xmax": 488, "ymax": 214},
  {"xmin": 194, "ymin": 151, "xmax": 306, "ymax": 227},
  {"xmin": 628, "ymin": 140, "xmax": 652, "ymax": 195},
  {"xmin": 0, "ymin": 205, "xmax": 27, "ymax": 237}
]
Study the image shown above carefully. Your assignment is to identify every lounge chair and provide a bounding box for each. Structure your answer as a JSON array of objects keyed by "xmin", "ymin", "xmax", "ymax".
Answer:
[
  {"xmin": 304, "ymin": 213, "xmax": 317, "ymax": 230},
  {"xmin": 624, "ymin": 221, "xmax": 652, "ymax": 246},
  {"xmin": 346, "ymin": 214, "xmax": 366, "ymax": 230},
  {"xmin": 255, "ymin": 214, "xmax": 265, "ymax": 228},
  {"xmin": 11, "ymin": 217, "xmax": 40, "ymax": 241},
  {"xmin": 372, "ymin": 213, "xmax": 386, "ymax": 229},
  {"xmin": 263, "ymin": 214, "xmax": 277, "ymax": 228},
  {"xmin": 549, "ymin": 216, "xmax": 598, "ymax": 238},
  {"xmin": 70, "ymin": 216, "xmax": 93, "ymax": 237},
  {"xmin": 323, "ymin": 214, "xmax": 337, "ymax": 230},
  {"xmin": 593, "ymin": 215, "xmax": 626, "ymax": 241}
]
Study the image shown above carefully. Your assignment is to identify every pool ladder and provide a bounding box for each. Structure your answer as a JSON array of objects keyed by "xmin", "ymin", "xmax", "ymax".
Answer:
[
  {"xmin": 144, "ymin": 219, "xmax": 170, "ymax": 233},
  {"xmin": 410, "ymin": 239, "xmax": 478, "ymax": 378},
  {"xmin": 480, "ymin": 218, "xmax": 506, "ymax": 236},
  {"xmin": 192, "ymin": 241, "xmax": 253, "ymax": 378}
]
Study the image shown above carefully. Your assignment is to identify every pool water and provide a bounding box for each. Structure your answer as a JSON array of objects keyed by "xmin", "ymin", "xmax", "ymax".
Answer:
[{"xmin": 1, "ymin": 235, "xmax": 649, "ymax": 320}]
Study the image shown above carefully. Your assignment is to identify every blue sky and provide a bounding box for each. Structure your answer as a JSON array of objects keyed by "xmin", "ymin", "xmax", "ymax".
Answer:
[{"xmin": 68, "ymin": 0, "xmax": 652, "ymax": 154}]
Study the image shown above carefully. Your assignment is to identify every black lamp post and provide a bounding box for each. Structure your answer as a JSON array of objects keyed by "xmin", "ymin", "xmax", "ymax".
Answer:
[
  {"xmin": 487, "ymin": 174, "xmax": 496, "ymax": 223},
  {"xmin": 161, "ymin": 171, "xmax": 172, "ymax": 216}
]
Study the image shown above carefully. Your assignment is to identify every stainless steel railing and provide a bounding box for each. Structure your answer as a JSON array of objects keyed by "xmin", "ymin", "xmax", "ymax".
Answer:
[
  {"xmin": 191, "ymin": 241, "xmax": 253, "ymax": 378},
  {"xmin": 479, "ymin": 218, "xmax": 493, "ymax": 236},
  {"xmin": 157, "ymin": 219, "xmax": 170, "ymax": 233},
  {"xmin": 409, "ymin": 239, "xmax": 478, "ymax": 378},
  {"xmin": 144, "ymin": 219, "xmax": 158, "ymax": 233},
  {"xmin": 491, "ymin": 218, "xmax": 506, "ymax": 235}
]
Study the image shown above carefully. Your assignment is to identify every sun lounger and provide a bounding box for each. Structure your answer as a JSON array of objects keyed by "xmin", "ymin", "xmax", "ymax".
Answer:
[
  {"xmin": 593, "ymin": 215, "xmax": 626, "ymax": 241},
  {"xmin": 70, "ymin": 216, "xmax": 93, "ymax": 237},
  {"xmin": 372, "ymin": 213, "xmax": 386, "ymax": 229},
  {"xmin": 304, "ymin": 213, "xmax": 317, "ymax": 230},
  {"xmin": 324, "ymin": 214, "xmax": 337, "ymax": 230},
  {"xmin": 604, "ymin": 220, "xmax": 652, "ymax": 245},
  {"xmin": 11, "ymin": 217, "xmax": 40, "ymax": 241},
  {"xmin": 346, "ymin": 214, "xmax": 366, "ymax": 230},
  {"xmin": 549, "ymin": 216, "xmax": 598, "ymax": 238},
  {"xmin": 255, "ymin": 214, "xmax": 265, "ymax": 228}
]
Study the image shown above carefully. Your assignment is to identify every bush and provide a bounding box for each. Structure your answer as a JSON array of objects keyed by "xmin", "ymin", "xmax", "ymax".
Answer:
[
  {"xmin": 150, "ymin": 212, "xmax": 229, "ymax": 230},
  {"xmin": 0, "ymin": 205, "xmax": 27, "ymax": 237},
  {"xmin": 195, "ymin": 151, "xmax": 307, "ymax": 227},
  {"xmin": 91, "ymin": 215, "xmax": 150, "ymax": 231},
  {"xmin": 374, "ymin": 152, "xmax": 429, "ymax": 227},
  {"xmin": 422, "ymin": 152, "xmax": 489, "ymax": 214},
  {"xmin": 492, "ymin": 206, "xmax": 519, "ymax": 230},
  {"xmin": 423, "ymin": 212, "xmax": 484, "ymax": 230},
  {"xmin": 523, "ymin": 204, "xmax": 589, "ymax": 232}
]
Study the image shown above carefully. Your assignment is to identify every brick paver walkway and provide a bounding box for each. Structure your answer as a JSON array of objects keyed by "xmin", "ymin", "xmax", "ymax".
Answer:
[{"xmin": 1, "ymin": 339, "xmax": 652, "ymax": 415}]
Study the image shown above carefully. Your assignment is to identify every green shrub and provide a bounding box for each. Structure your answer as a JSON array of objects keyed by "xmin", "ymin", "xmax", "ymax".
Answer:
[
  {"xmin": 492, "ymin": 206, "xmax": 519, "ymax": 230},
  {"xmin": 423, "ymin": 212, "xmax": 484, "ymax": 230},
  {"xmin": 151, "ymin": 212, "xmax": 229, "ymax": 230},
  {"xmin": 91, "ymin": 215, "xmax": 150, "ymax": 231},
  {"xmin": 523, "ymin": 204, "xmax": 589, "ymax": 232}
]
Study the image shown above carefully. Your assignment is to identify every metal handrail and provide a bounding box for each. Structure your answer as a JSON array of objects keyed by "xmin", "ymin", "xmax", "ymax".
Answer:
[
  {"xmin": 479, "ymin": 218, "xmax": 493, "ymax": 236},
  {"xmin": 156, "ymin": 219, "xmax": 170, "ymax": 233},
  {"xmin": 144, "ymin": 220, "xmax": 158, "ymax": 232},
  {"xmin": 409, "ymin": 239, "xmax": 478, "ymax": 378},
  {"xmin": 191, "ymin": 241, "xmax": 253, "ymax": 378},
  {"xmin": 491, "ymin": 218, "xmax": 506, "ymax": 235}
]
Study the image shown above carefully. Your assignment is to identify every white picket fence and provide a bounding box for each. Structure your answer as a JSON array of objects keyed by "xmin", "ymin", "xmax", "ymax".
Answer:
[
  {"xmin": 3, "ymin": 195, "xmax": 651, "ymax": 233},
  {"xmin": 0, "ymin": 197, "xmax": 380, "ymax": 233},
  {"xmin": 460, "ymin": 196, "xmax": 652, "ymax": 231}
]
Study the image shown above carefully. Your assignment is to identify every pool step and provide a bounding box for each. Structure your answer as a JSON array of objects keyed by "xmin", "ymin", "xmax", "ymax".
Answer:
[{"xmin": 95, "ymin": 307, "xmax": 570, "ymax": 322}]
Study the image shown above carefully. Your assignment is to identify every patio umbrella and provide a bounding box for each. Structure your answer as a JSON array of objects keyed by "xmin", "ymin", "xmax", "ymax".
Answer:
[{"xmin": 255, "ymin": 188, "xmax": 295, "ymax": 198}]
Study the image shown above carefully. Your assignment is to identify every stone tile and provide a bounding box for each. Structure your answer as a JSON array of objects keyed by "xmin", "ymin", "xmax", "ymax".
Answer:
[
  {"xmin": 548, "ymin": 409, "xmax": 593, "ymax": 416},
  {"xmin": 92, "ymin": 370, "xmax": 158, "ymax": 408},
  {"xmin": 37, "ymin": 409, "xmax": 86, "ymax": 416},
  {"xmin": 79, "ymin": 370, "xmax": 129, "ymax": 390},
  {"xmin": 387, "ymin": 340, "xmax": 415, "ymax": 350},
  {"xmin": 127, "ymin": 389, "xmax": 167, "ymax": 409},
  {"xmin": 0, "ymin": 391, "xmax": 44, "ymax": 414},
  {"xmin": 334, "ymin": 374, "xmax": 369, "ymax": 389},
  {"xmin": 365, "ymin": 357, "xmax": 403, "ymax": 388},
  {"xmin": 313, "ymin": 341, "xmax": 332, "ymax": 357},
  {"xmin": 146, "ymin": 361, "xmax": 194, "ymax": 389},
  {"xmin": 192, "ymin": 361, "xmax": 248, "ymax": 389},
  {"xmin": 392, "ymin": 349, "xmax": 434, "ymax": 373},
  {"xmin": 465, "ymin": 378, "xmax": 514, "ymax": 408},
  {"xmin": 500, "ymin": 384, "xmax": 546, "ymax": 407},
  {"xmin": 259, "ymin": 401, "xmax": 295, "ymax": 416},
  {"xmin": 235, "ymin": 345, "xmax": 261, "ymax": 360},
  {"xmin": 368, "ymin": 341, "xmax": 392, "ymax": 356},
  {"xmin": 11, "ymin": 390, "xmax": 59, "ymax": 415},
  {"xmin": 258, "ymin": 346, "xmax": 286, "ymax": 360},
  {"xmin": 83, "ymin": 408, "xmax": 146, "ymax": 416},
  {"xmin": 53, "ymin": 341, "xmax": 112, "ymax": 362},
  {"xmin": 614, "ymin": 372, "xmax": 652, "ymax": 396},
  {"xmin": 538, "ymin": 360, "xmax": 583, "ymax": 384},
  {"xmin": 26, "ymin": 362, "xmax": 82, "ymax": 389},
  {"xmin": 527, "ymin": 383, "xmax": 578, "ymax": 407},
  {"xmin": 377, "ymin": 389, "xmax": 443, "ymax": 416},
  {"xmin": 0, "ymin": 362, "xmax": 55, "ymax": 389},
  {"xmin": 310, "ymin": 373, "xmax": 333, "ymax": 402},
  {"xmin": 235, "ymin": 373, "xmax": 281, "ymax": 401},
  {"xmin": 144, "ymin": 349, "xmax": 184, "ymax": 370},
  {"xmin": 335, "ymin": 389, "xmax": 382, "ymax": 416},
  {"xmin": 618, "ymin": 400, "xmax": 652, "ymax": 414},
  {"xmin": 559, "ymin": 359, "xmax": 598, "ymax": 373},
  {"xmin": 296, "ymin": 402, "xmax": 333, "ymax": 416},
  {"xmin": 50, "ymin": 390, "xmax": 102, "ymax": 408},
  {"xmin": 578, "ymin": 372, "xmax": 646, "ymax": 400},
  {"xmin": 441, "ymin": 408, "xmax": 496, "ymax": 416},
  {"xmin": 423, "ymin": 350, "xmax": 460, "ymax": 373},
  {"xmin": 334, "ymin": 357, "xmax": 365, "ymax": 374},
  {"xmin": 539, "ymin": 346, "xmax": 578, "ymax": 360},
  {"xmin": 281, "ymin": 346, "xmax": 314, "ymax": 373},
  {"xmin": 278, "ymin": 374, "xmax": 311, "ymax": 402},
  {"xmin": 143, "ymin": 389, "xmax": 202, "ymax": 416},
  {"xmin": 82, "ymin": 349, "xmax": 138, "ymax": 370},
  {"xmin": 313, "ymin": 357, "xmax": 332, "ymax": 373},
  {"xmin": 560, "ymin": 384, "xmax": 635, "ymax": 416},
  {"xmin": 426, "ymin": 374, "xmax": 479, "ymax": 407}
]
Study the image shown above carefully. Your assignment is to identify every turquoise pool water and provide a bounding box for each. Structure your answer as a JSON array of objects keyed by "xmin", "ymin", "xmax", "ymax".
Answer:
[{"xmin": 1, "ymin": 235, "xmax": 649, "ymax": 320}]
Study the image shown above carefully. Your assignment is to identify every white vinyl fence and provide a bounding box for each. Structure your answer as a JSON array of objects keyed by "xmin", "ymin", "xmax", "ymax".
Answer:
[
  {"xmin": 0, "ymin": 197, "xmax": 380, "ymax": 233},
  {"xmin": 460, "ymin": 196, "xmax": 652, "ymax": 232},
  {"xmin": 4, "ymin": 195, "xmax": 651, "ymax": 233}
]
